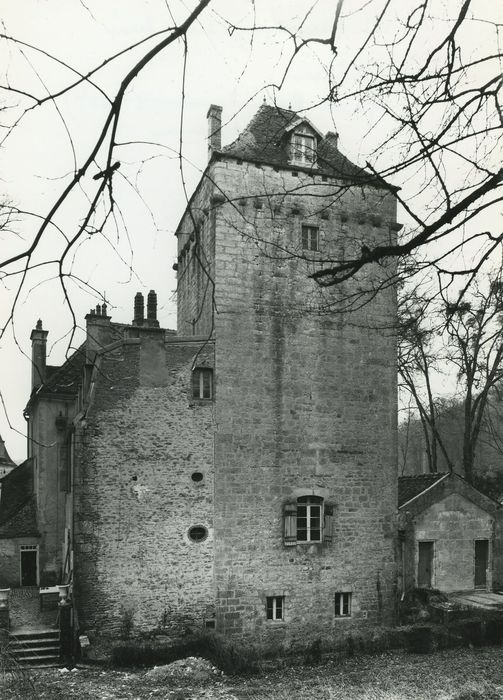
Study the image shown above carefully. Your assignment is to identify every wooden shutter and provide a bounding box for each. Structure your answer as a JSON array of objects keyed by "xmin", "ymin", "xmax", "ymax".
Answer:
[
  {"xmin": 323, "ymin": 505, "xmax": 334, "ymax": 544},
  {"xmin": 283, "ymin": 503, "xmax": 297, "ymax": 546}
]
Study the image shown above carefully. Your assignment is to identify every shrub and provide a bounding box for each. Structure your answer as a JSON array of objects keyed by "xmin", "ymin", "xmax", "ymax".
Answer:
[
  {"xmin": 451, "ymin": 685, "xmax": 502, "ymax": 700},
  {"xmin": 406, "ymin": 626, "xmax": 433, "ymax": 654},
  {"xmin": 485, "ymin": 619, "xmax": 503, "ymax": 645},
  {"xmin": 111, "ymin": 633, "xmax": 260, "ymax": 675},
  {"xmin": 304, "ymin": 638, "xmax": 322, "ymax": 665},
  {"xmin": 119, "ymin": 606, "xmax": 134, "ymax": 640},
  {"xmin": 0, "ymin": 639, "xmax": 37, "ymax": 699}
]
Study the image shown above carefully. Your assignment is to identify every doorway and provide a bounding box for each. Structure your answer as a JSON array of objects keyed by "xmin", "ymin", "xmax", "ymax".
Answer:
[
  {"xmin": 20, "ymin": 545, "xmax": 38, "ymax": 586},
  {"xmin": 474, "ymin": 539, "xmax": 489, "ymax": 589},
  {"xmin": 417, "ymin": 541, "xmax": 434, "ymax": 588}
]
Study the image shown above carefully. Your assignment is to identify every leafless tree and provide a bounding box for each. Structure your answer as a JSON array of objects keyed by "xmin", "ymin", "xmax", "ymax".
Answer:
[
  {"xmin": 1, "ymin": 2, "xmax": 501, "ymax": 320},
  {"xmin": 398, "ymin": 288, "xmax": 453, "ymax": 473},
  {"xmin": 0, "ymin": 1, "xmax": 501, "ymax": 445},
  {"xmin": 444, "ymin": 276, "xmax": 503, "ymax": 481},
  {"xmin": 399, "ymin": 274, "xmax": 503, "ymax": 482}
]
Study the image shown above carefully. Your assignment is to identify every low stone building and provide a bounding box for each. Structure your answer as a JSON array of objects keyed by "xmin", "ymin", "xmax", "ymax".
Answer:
[
  {"xmin": 0, "ymin": 459, "xmax": 39, "ymax": 588},
  {"xmin": 398, "ymin": 473, "xmax": 503, "ymax": 594}
]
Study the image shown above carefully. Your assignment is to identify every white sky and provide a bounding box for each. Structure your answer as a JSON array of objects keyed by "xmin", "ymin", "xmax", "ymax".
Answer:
[{"xmin": 0, "ymin": 0, "xmax": 500, "ymax": 460}]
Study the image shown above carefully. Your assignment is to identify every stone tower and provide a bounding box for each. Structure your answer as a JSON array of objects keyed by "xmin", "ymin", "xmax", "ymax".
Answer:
[{"xmin": 175, "ymin": 103, "xmax": 399, "ymax": 647}]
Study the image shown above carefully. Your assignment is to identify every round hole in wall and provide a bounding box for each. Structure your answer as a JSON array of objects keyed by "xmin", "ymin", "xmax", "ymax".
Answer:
[
  {"xmin": 188, "ymin": 526, "xmax": 208, "ymax": 543},
  {"xmin": 191, "ymin": 471, "xmax": 204, "ymax": 483}
]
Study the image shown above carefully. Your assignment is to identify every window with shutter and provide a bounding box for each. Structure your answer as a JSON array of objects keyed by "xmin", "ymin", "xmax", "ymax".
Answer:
[{"xmin": 284, "ymin": 496, "xmax": 333, "ymax": 545}]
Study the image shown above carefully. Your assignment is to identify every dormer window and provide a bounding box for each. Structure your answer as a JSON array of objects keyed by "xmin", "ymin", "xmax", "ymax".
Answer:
[{"xmin": 290, "ymin": 125, "xmax": 317, "ymax": 166}]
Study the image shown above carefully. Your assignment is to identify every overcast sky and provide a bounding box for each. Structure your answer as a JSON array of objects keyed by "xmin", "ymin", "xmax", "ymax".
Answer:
[{"xmin": 0, "ymin": 0, "xmax": 499, "ymax": 460}]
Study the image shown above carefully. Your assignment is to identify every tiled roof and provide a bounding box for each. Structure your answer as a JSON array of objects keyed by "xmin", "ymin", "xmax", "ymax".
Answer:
[
  {"xmin": 0, "ymin": 459, "xmax": 34, "ymax": 522},
  {"xmin": 221, "ymin": 104, "xmax": 379, "ymax": 184},
  {"xmin": 37, "ymin": 344, "xmax": 86, "ymax": 398},
  {"xmin": 398, "ymin": 473, "xmax": 448, "ymax": 507},
  {"xmin": 0, "ymin": 496, "xmax": 38, "ymax": 538}
]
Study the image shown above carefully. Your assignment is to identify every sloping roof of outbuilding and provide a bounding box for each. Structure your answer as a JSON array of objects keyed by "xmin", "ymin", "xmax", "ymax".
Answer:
[
  {"xmin": 37, "ymin": 344, "xmax": 87, "ymax": 398},
  {"xmin": 0, "ymin": 459, "xmax": 39, "ymax": 537},
  {"xmin": 398, "ymin": 473, "xmax": 449, "ymax": 508},
  {"xmin": 0, "ymin": 497, "xmax": 39, "ymax": 539}
]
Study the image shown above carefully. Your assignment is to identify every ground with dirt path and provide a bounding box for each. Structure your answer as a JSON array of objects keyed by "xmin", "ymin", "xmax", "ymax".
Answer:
[{"xmin": 3, "ymin": 646, "xmax": 503, "ymax": 699}]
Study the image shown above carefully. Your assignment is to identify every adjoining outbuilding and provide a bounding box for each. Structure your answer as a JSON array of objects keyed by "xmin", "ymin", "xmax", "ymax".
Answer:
[{"xmin": 398, "ymin": 472, "xmax": 503, "ymax": 595}]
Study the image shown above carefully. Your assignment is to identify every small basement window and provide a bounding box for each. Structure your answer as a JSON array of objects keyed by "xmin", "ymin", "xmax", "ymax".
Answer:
[
  {"xmin": 266, "ymin": 596, "xmax": 284, "ymax": 621},
  {"xmin": 302, "ymin": 225, "xmax": 319, "ymax": 252},
  {"xmin": 188, "ymin": 526, "xmax": 208, "ymax": 542},
  {"xmin": 192, "ymin": 368, "xmax": 213, "ymax": 400},
  {"xmin": 335, "ymin": 592, "xmax": 352, "ymax": 617}
]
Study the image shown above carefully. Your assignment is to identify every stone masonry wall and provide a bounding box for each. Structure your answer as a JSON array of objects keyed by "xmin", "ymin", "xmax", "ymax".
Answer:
[
  {"xmin": 412, "ymin": 493, "xmax": 494, "ymax": 592},
  {"xmin": 198, "ymin": 158, "xmax": 398, "ymax": 650},
  {"xmin": 0, "ymin": 537, "xmax": 39, "ymax": 588},
  {"xmin": 73, "ymin": 331, "xmax": 215, "ymax": 637},
  {"xmin": 176, "ymin": 173, "xmax": 215, "ymax": 337},
  {"xmin": 30, "ymin": 398, "xmax": 73, "ymax": 586}
]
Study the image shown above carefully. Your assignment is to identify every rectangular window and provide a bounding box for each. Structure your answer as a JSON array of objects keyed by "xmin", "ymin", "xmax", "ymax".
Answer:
[
  {"xmin": 292, "ymin": 133, "xmax": 316, "ymax": 164},
  {"xmin": 296, "ymin": 496, "xmax": 322, "ymax": 542},
  {"xmin": 192, "ymin": 368, "xmax": 213, "ymax": 399},
  {"xmin": 335, "ymin": 592, "xmax": 351, "ymax": 617},
  {"xmin": 302, "ymin": 225, "xmax": 319, "ymax": 252},
  {"xmin": 266, "ymin": 596, "xmax": 284, "ymax": 621}
]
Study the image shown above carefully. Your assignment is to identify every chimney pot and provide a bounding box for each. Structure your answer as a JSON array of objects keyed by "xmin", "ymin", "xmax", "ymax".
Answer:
[
  {"xmin": 30, "ymin": 320, "xmax": 49, "ymax": 389},
  {"xmin": 207, "ymin": 104, "xmax": 222, "ymax": 161},
  {"xmin": 133, "ymin": 292, "xmax": 145, "ymax": 326},
  {"xmin": 146, "ymin": 290, "xmax": 160, "ymax": 328},
  {"xmin": 325, "ymin": 130, "xmax": 339, "ymax": 149}
]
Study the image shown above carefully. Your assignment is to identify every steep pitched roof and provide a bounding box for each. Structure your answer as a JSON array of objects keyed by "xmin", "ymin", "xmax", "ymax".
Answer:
[
  {"xmin": 0, "ymin": 497, "xmax": 38, "ymax": 538},
  {"xmin": 221, "ymin": 104, "xmax": 379, "ymax": 184},
  {"xmin": 0, "ymin": 437, "xmax": 15, "ymax": 468},
  {"xmin": 37, "ymin": 343, "xmax": 86, "ymax": 399},
  {"xmin": 398, "ymin": 473, "xmax": 448, "ymax": 507},
  {"xmin": 0, "ymin": 459, "xmax": 35, "ymax": 522}
]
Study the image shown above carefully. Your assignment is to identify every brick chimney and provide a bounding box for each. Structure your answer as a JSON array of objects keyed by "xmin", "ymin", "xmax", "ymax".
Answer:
[
  {"xmin": 133, "ymin": 292, "xmax": 144, "ymax": 326},
  {"xmin": 207, "ymin": 104, "xmax": 222, "ymax": 161},
  {"xmin": 325, "ymin": 131, "xmax": 339, "ymax": 150},
  {"xmin": 85, "ymin": 303, "xmax": 111, "ymax": 362},
  {"xmin": 30, "ymin": 319, "xmax": 48, "ymax": 390},
  {"xmin": 146, "ymin": 290, "xmax": 159, "ymax": 328}
]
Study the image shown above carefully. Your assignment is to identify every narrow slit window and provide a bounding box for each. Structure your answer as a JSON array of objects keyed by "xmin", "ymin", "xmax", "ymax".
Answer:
[
  {"xmin": 192, "ymin": 368, "xmax": 213, "ymax": 399},
  {"xmin": 302, "ymin": 225, "xmax": 319, "ymax": 252},
  {"xmin": 335, "ymin": 592, "xmax": 352, "ymax": 617},
  {"xmin": 266, "ymin": 596, "xmax": 284, "ymax": 621}
]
